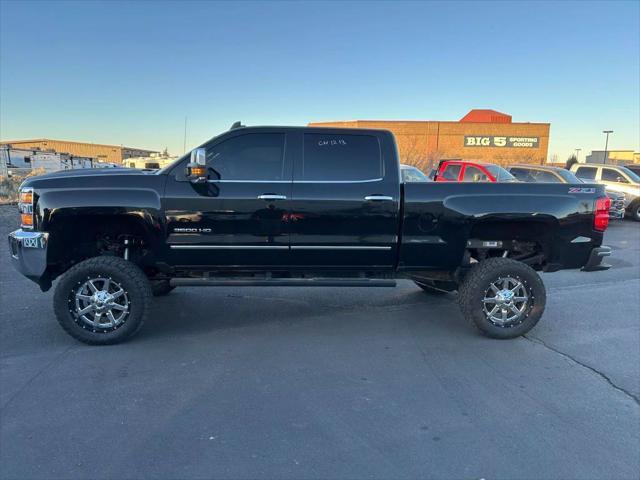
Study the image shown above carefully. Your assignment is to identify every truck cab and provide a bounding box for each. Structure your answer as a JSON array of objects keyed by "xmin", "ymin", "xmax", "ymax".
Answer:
[{"xmin": 163, "ymin": 126, "xmax": 400, "ymax": 269}]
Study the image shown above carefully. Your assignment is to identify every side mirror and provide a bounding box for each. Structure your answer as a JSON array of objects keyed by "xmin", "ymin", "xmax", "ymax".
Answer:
[{"xmin": 186, "ymin": 148, "xmax": 206, "ymax": 182}]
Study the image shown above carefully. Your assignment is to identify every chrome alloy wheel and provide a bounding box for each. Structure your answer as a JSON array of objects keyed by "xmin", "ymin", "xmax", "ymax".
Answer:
[
  {"xmin": 482, "ymin": 276, "xmax": 530, "ymax": 327},
  {"xmin": 71, "ymin": 277, "xmax": 130, "ymax": 331}
]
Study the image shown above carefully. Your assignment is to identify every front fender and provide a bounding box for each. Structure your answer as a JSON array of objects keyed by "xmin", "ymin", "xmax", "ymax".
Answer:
[{"xmin": 37, "ymin": 188, "xmax": 164, "ymax": 235}]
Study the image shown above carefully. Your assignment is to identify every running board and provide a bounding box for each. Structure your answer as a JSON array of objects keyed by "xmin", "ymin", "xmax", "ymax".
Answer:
[{"xmin": 169, "ymin": 278, "xmax": 397, "ymax": 288}]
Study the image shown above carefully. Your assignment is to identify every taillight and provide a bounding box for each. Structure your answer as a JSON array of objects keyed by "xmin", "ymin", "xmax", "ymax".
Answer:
[
  {"xmin": 18, "ymin": 187, "xmax": 35, "ymax": 230},
  {"xmin": 594, "ymin": 197, "xmax": 611, "ymax": 232}
]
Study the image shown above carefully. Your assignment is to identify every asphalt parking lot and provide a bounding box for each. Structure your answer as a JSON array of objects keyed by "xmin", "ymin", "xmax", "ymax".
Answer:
[{"xmin": 0, "ymin": 205, "xmax": 638, "ymax": 480}]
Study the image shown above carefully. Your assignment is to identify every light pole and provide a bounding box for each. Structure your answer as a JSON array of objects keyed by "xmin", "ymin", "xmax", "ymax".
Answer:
[
  {"xmin": 575, "ymin": 148, "xmax": 582, "ymax": 162},
  {"xmin": 602, "ymin": 130, "xmax": 613, "ymax": 164}
]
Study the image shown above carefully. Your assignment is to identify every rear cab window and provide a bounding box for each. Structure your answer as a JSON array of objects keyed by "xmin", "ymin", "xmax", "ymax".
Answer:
[
  {"xmin": 301, "ymin": 133, "xmax": 382, "ymax": 181},
  {"xmin": 574, "ymin": 166, "xmax": 597, "ymax": 181}
]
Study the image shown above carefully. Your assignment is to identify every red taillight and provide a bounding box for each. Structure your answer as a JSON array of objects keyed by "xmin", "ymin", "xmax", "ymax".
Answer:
[{"xmin": 594, "ymin": 197, "xmax": 611, "ymax": 232}]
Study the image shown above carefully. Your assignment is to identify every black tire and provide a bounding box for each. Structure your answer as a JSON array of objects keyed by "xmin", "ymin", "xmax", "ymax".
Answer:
[
  {"xmin": 629, "ymin": 201, "xmax": 640, "ymax": 222},
  {"xmin": 413, "ymin": 280, "xmax": 449, "ymax": 294},
  {"xmin": 458, "ymin": 258, "xmax": 546, "ymax": 339},
  {"xmin": 53, "ymin": 256, "xmax": 152, "ymax": 345},
  {"xmin": 151, "ymin": 280, "xmax": 175, "ymax": 297}
]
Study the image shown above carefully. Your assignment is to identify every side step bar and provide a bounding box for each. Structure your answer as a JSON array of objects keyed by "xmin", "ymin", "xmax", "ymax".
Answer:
[{"xmin": 170, "ymin": 278, "xmax": 397, "ymax": 288}]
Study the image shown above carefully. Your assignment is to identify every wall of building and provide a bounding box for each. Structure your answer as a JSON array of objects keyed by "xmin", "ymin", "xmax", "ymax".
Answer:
[
  {"xmin": 0, "ymin": 139, "xmax": 157, "ymax": 164},
  {"xmin": 585, "ymin": 150, "xmax": 640, "ymax": 164},
  {"xmin": 308, "ymin": 117, "xmax": 550, "ymax": 170}
]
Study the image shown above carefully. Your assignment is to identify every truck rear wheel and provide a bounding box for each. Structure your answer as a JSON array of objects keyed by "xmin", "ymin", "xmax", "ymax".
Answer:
[
  {"xmin": 458, "ymin": 258, "xmax": 546, "ymax": 339},
  {"xmin": 53, "ymin": 256, "xmax": 152, "ymax": 345}
]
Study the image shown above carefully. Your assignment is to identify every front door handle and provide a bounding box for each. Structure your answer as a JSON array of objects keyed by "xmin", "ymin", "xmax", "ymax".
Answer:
[
  {"xmin": 364, "ymin": 195, "xmax": 394, "ymax": 201},
  {"xmin": 258, "ymin": 194, "xmax": 287, "ymax": 200}
]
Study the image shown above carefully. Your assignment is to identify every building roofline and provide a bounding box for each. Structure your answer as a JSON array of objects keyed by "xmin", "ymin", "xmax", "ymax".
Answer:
[
  {"xmin": 0, "ymin": 138, "xmax": 158, "ymax": 152},
  {"xmin": 308, "ymin": 120, "xmax": 550, "ymax": 126}
]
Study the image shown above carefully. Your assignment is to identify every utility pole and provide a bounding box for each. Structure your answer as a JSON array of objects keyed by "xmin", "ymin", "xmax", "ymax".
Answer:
[
  {"xmin": 575, "ymin": 148, "xmax": 582, "ymax": 162},
  {"xmin": 183, "ymin": 117, "xmax": 188, "ymax": 154},
  {"xmin": 602, "ymin": 130, "xmax": 613, "ymax": 164}
]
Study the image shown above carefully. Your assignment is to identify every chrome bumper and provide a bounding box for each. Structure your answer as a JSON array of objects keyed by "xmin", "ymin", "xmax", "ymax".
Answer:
[{"xmin": 7, "ymin": 230, "xmax": 49, "ymax": 282}]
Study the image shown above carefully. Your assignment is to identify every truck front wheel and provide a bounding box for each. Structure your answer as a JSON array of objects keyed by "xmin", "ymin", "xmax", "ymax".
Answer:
[
  {"xmin": 53, "ymin": 256, "xmax": 152, "ymax": 345},
  {"xmin": 458, "ymin": 258, "xmax": 546, "ymax": 339}
]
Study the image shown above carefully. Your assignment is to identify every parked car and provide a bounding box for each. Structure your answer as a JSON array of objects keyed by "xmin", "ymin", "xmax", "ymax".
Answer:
[
  {"xmin": 400, "ymin": 164, "xmax": 431, "ymax": 182},
  {"xmin": 570, "ymin": 163, "xmax": 640, "ymax": 221},
  {"xmin": 508, "ymin": 164, "xmax": 625, "ymax": 220},
  {"xmin": 434, "ymin": 160, "xmax": 517, "ymax": 182},
  {"xmin": 9, "ymin": 124, "xmax": 612, "ymax": 345}
]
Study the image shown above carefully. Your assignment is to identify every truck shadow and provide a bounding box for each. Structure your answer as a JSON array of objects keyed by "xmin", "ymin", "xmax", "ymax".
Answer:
[{"xmin": 140, "ymin": 286, "xmax": 470, "ymax": 342}]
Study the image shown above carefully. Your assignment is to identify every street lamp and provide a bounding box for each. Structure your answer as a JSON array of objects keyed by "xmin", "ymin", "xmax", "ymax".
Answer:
[
  {"xmin": 602, "ymin": 130, "xmax": 613, "ymax": 164},
  {"xmin": 575, "ymin": 148, "xmax": 582, "ymax": 162}
]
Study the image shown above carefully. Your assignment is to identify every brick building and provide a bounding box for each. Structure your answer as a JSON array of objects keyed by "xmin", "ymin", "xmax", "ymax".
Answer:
[
  {"xmin": 0, "ymin": 138, "xmax": 158, "ymax": 164},
  {"xmin": 309, "ymin": 109, "xmax": 550, "ymax": 170}
]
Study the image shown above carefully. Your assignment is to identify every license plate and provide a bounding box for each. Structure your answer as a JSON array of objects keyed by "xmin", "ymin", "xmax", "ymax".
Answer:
[{"xmin": 22, "ymin": 237, "xmax": 42, "ymax": 249}]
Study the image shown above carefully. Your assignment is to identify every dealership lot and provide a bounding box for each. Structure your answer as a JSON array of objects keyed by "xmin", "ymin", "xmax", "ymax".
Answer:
[{"xmin": 0, "ymin": 206, "xmax": 638, "ymax": 479}]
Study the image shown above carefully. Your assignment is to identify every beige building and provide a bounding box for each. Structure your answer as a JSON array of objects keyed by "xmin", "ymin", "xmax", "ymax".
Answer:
[
  {"xmin": 310, "ymin": 110, "xmax": 550, "ymax": 170},
  {"xmin": 0, "ymin": 138, "xmax": 158, "ymax": 164},
  {"xmin": 585, "ymin": 150, "xmax": 640, "ymax": 164}
]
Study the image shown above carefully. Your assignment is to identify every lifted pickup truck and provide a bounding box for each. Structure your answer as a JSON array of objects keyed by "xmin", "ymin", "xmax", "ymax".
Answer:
[{"xmin": 8, "ymin": 125, "xmax": 612, "ymax": 344}]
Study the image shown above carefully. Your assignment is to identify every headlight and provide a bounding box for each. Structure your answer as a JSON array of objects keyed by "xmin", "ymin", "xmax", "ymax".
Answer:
[{"xmin": 18, "ymin": 187, "xmax": 34, "ymax": 229}]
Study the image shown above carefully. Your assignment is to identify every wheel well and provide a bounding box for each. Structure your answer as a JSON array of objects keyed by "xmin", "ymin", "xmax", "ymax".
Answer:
[
  {"xmin": 46, "ymin": 214, "xmax": 157, "ymax": 281},
  {"xmin": 467, "ymin": 220, "xmax": 555, "ymax": 270}
]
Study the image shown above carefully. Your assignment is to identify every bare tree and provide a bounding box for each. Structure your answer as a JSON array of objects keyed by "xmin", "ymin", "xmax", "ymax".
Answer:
[{"xmin": 565, "ymin": 154, "xmax": 578, "ymax": 170}]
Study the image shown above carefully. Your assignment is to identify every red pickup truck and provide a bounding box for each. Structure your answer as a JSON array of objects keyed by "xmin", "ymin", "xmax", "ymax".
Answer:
[{"xmin": 434, "ymin": 160, "xmax": 517, "ymax": 183}]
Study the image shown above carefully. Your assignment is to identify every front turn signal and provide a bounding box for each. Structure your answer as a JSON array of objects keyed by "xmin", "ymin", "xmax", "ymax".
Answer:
[
  {"xmin": 20, "ymin": 190, "xmax": 33, "ymax": 204},
  {"xmin": 21, "ymin": 213, "xmax": 34, "ymax": 227},
  {"xmin": 190, "ymin": 166, "xmax": 207, "ymax": 178}
]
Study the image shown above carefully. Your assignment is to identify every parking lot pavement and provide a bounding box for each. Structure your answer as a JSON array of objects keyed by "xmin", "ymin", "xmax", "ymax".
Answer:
[{"xmin": 0, "ymin": 205, "xmax": 638, "ymax": 480}]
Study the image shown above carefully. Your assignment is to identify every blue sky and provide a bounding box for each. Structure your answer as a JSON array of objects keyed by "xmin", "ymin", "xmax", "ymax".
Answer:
[{"xmin": 1, "ymin": 0, "xmax": 638, "ymax": 161}]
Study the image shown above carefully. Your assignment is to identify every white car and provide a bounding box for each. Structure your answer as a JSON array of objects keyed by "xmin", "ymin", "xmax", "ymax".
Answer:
[{"xmin": 570, "ymin": 163, "xmax": 640, "ymax": 221}]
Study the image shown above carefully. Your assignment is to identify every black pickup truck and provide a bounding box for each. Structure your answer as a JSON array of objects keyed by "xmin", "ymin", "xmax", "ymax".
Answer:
[{"xmin": 8, "ymin": 125, "xmax": 612, "ymax": 344}]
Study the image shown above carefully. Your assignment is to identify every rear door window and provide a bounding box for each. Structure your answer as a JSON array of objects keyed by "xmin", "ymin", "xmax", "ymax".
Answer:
[
  {"xmin": 463, "ymin": 165, "xmax": 489, "ymax": 182},
  {"xmin": 509, "ymin": 168, "xmax": 532, "ymax": 181},
  {"xmin": 441, "ymin": 164, "xmax": 461, "ymax": 180},
  {"xmin": 301, "ymin": 134, "xmax": 382, "ymax": 181},
  {"xmin": 533, "ymin": 170, "xmax": 561, "ymax": 183},
  {"xmin": 574, "ymin": 166, "xmax": 597, "ymax": 181}
]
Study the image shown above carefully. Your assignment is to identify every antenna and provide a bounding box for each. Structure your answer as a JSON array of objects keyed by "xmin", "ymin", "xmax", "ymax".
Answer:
[
  {"xmin": 183, "ymin": 116, "xmax": 188, "ymax": 154},
  {"xmin": 230, "ymin": 121, "xmax": 245, "ymax": 130}
]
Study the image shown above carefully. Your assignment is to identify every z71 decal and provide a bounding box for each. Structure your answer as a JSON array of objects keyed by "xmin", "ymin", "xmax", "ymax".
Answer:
[{"xmin": 568, "ymin": 187, "xmax": 596, "ymax": 194}]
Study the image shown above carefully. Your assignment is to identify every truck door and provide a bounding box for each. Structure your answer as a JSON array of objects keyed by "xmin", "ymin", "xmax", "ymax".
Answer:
[
  {"xmin": 288, "ymin": 130, "xmax": 400, "ymax": 269},
  {"xmin": 162, "ymin": 130, "xmax": 292, "ymax": 267}
]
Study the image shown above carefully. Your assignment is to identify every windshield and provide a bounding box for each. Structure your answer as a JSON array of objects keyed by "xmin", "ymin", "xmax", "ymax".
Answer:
[
  {"xmin": 401, "ymin": 166, "xmax": 430, "ymax": 182},
  {"xmin": 156, "ymin": 152, "xmax": 190, "ymax": 174},
  {"xmin": 618, "ymin": 166, "xmax": 640, "ymax": 183},
  {"xmin": 484, "ymin": 165, "xmax": 517, "ymax": 182}
]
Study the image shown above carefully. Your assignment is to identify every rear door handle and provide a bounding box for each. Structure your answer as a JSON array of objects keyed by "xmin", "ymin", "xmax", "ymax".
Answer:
[
  {"xmin": 364, "ymin": 195, "xmax": 394, "ymax": 201},
  {"xmin": 258, "ymin": 194, "xmax": 287, "ymax": 200}
]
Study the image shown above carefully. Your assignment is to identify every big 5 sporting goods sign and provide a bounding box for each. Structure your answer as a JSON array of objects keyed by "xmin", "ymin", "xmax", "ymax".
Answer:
[{"xmin": 464, "ymin": 136, "xmax": 539, "ymax": 148}]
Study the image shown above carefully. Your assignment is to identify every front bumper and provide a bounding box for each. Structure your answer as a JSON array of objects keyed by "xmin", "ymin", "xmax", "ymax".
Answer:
[
  {"xmin": 582, "ymin": 246, "xmax": 612, "ymax": 272},
  {"xmin": 7, "ymin": 230, "xmax": 49, "ymax": 283}
]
